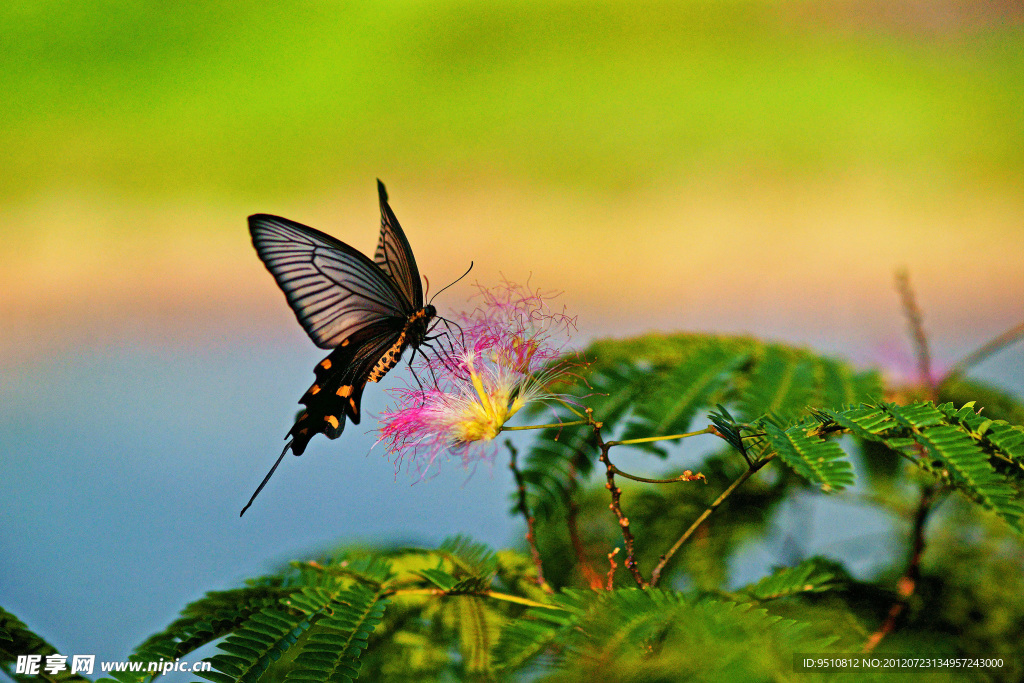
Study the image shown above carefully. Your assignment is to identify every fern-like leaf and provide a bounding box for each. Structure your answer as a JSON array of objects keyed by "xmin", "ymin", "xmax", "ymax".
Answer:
[
  {"xmin": 741, "ymin": 557, "xmax": 847, "ymax": 601},
  {"xmin": 816, "ymin": 402, "xmax": 1024, "ymax": 532},
  {"xmin": 739, "ymin": 345, "xmax": 819, "ymax": 421},
  {"xmin": 197, "ymin": 605, "xmax": 319, "ymax": 683},
  {"xmin": 1, "ymin": 606, "xmax": 92, "ymax": 683},
  {"xmin": 763, "ymin": 421, "xmax": 855, "ymax": 491},
  {"xmin": 491, "ymin": 591, "xmax": 585, "ymax": 672},
  {"xmin": 285, "ymin": 584, "xmax": 388, "ymax": 683},
  {"xmin": 122, "ymin": 585, "xmax": 299, "ymax": 680}
]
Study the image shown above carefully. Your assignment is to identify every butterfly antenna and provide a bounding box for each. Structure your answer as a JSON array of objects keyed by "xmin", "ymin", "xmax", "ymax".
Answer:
[
  {"xmin": 428, "ymin": 261, "xmax": 474, "ymax": 305},
  {"xmin": 240, "ymin": 440, "xmax": 293, "ymax": 517},
  {"xmin": 423, "ymin": 274, "xmax": 430, "ymax": 300}
]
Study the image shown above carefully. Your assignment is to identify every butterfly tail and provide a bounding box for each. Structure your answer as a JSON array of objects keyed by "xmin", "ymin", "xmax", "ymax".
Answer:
[{"xmin": 240, "ymin": 439, "xmax": 294, "ymax": 516}]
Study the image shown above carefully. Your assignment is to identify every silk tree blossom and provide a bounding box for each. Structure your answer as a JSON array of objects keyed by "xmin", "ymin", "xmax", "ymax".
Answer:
[{"xmin": 380, "ymin": 281, "xmax": 577, "ymax": 475}]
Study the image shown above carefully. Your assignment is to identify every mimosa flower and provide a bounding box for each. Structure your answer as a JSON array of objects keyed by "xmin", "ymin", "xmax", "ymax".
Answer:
[{"xmin": 380, "ymin": 281, "xmax": 577, "ymax": 475}]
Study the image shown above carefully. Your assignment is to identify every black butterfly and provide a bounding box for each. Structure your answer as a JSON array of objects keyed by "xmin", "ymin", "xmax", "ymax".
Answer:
[{"xmin": 242, "ymin": 180, "xmax": 437, "ymax": 515}]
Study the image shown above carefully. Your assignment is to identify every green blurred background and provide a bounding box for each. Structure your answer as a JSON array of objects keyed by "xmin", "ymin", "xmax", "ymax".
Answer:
[
  {"xmin": 2, "ymin": 0, "xmax": 1023, "ymax": 668},
  {"xmin": 3, "ymin": 0, "xmax": 1023, "ymax": 363}
]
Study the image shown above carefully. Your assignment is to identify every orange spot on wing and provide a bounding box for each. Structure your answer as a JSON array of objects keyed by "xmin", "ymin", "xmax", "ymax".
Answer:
[
  {"xmin": 319, "ymin": 358, "xmax": 332, "ymax": 370},
  {"xmin": 337, "ymin": 385, "xmax": 353, "ymax": 397},
  {"xmin": 325, "ymin": 415, "xmax": 339, "ymax": 429},
  {"xmin": 349, "ymin": 398, "xmax": 358, "ymax": 413},
  {"xmin": 310, "ymin": 384, "xmax": 320, "ymax": 395}
]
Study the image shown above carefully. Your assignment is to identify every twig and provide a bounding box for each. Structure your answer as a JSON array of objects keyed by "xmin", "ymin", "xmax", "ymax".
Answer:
[
  {"xmin": 389, "ymin": 587, "xmax": 561, "ymax": 610},
  {"xmin": 592, "ymin": 409, "xmax": 648, "ymax": 588},
  {"xmin": 610, "ymin": 465, "xmax": 706, "ymax": 485},
  {"xmin": 507, "ymin": 439, "xmax": 553, "ymax": 593},
  {"xmin": 605, "ymin": 426, "xmax": 716, "ymax": 447},
  {"xmin": 895, "ymin": 269, "xmax": 936, "ymax": 397},
  {"xmin": 606, "ymin": 548, "xmax": 620, "ymax": 591},
  {"xmin": 565, "ymin": 458, "xmax": 605, "ymax": 590},
  {"xmin": 649, "ymin": 454, "xmax": 776, "ymax": 587},
  {"xmin": 944, "ymin": 320, "xmax": 1024, "ymax": 382},
  {"xmin": 863, "ymin": 483, "xmax": 941, "ymax": 652}
]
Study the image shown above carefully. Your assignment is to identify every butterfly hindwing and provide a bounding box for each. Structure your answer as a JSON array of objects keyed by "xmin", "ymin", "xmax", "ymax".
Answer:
[{"xmin": 287, "ymin": 320, "xmax": 409, "ymax": 455}]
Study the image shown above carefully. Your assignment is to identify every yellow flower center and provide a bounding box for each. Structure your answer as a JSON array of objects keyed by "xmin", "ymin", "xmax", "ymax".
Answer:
[{"xmin": 452, "ymin": 355, "xmax": 523, "ymax": 442}]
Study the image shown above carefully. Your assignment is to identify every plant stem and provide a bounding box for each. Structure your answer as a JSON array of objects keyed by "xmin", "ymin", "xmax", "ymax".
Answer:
[
  {"xmin": 501, "ymin": 420, "xmax": 588, "ymax": 432},
  {"xmin": 389, "ymin": 587, "xmax": 562, "ymax": 610},
  {"xmin": 895, "ymin": 269, "xmax": 935, "ymax": 396},
  {"xmin": 605, "ymin": 548, "xmax": 620, "ymax": 591},
  {"xmin": 565, "ymin": 459, "xmax": 606, "ymax": 590},
  {"xmin": 506, "ymin": 439, "xmax": 553, "ymax": 593},
  {"xmin": 649, "ymin": 454, "xmax": 776, "ymax": 586},
  {"xmin": 944, "ymin": 320, "xmax": 1024, "ymax": 382},
  {"xmin": 605, "ymin": 426, "xmax": 716, "ymax": 447},
  {"xmin": 596, "ymin": 430, "xmax": 648, "ymax": 588},
  {"xmin": 610, "ymin": 465, "xmax": 705, "ymax": 485},
  {"xmin": 862, "ymin": 483, "xmax": 942, "ymax": 652}
]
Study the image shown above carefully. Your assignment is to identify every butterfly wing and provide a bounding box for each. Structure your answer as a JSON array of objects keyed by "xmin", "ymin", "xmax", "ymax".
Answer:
[
  {"xmin": 374, "ymin": 179, "xmax": 424, "ymax": 309},
  {"xmin": 287, "ymin": 319, "xmax": 407, "ymax": 455},
  {"xmin": 242, "ymin": 188, "xmax": 430, "ymax": 516},
  {"xmin": 249, "ymin": 213, "xmax": 411, "ymax": 349}
]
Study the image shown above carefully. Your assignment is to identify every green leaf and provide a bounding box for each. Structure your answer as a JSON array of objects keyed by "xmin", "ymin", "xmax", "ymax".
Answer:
[
  {"xmin": 622, "ymin": 341, "xmax": 750, "ymax": 440},
  {"xmin": 763, "ymin": 421, "xmax": 855, "ymax": 491},
  {"xmin": 741, "ymin": 557, "xmax": 847, "ymax": 601},
  {"xmin": 739, "ymin": 345, "xmax": 819, "ymax": 421},
  {"xmin": 492, "ymin": 591, "xmax": 585, "ymax": 672},
  {"xmin": 285, "ymin": 584, "xmax": 389, "ymax": 683},
  {"xmin": 129, "ymin": 585, "xmax": 300, "ymax": 677},
  {"xmin": 204, "ymin": 606, "xmax": 317, "ymax": 683},
  {"xmin": 0, "ymin": 606, "xmax": 92, "ymax": 682},
  {"xmin": 455, "ymin": 596, "xmax": 501, "ymax": 674},
  {"xmin": 816, "ymin": 401, "xmax": 1024, "ymax": 533}
]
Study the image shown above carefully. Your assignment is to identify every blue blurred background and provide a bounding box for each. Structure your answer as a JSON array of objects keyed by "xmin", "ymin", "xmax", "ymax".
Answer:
[{"xmin": 2, "ymin": 0, "xmax": 1022, "ymax": 669}]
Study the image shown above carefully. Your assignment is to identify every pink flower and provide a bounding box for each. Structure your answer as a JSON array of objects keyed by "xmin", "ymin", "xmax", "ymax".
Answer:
[{"xmin": 380, "ymin": 280, "xmax": 577, "ymax": 475}]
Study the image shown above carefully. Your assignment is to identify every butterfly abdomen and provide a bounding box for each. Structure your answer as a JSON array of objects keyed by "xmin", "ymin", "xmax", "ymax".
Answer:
[
  {"xmin": 367, "ymin": 306, "xmax": 435, "ymax": 383},
  {"xmin": 367, "ymin": 331, "xmax": 407, "ymax": 383}
]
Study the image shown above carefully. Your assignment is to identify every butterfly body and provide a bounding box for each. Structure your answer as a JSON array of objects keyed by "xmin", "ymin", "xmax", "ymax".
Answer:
[{"xmin": 242, "ymin": 181, "xmax": 434, "ymax": 513}]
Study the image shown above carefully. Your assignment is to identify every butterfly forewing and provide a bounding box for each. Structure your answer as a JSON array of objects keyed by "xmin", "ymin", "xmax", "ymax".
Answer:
[
  {"xmin": 373, "ymin": 179, "xmax": 423, "ymax": 309},
  {"xmin": 250, "ymin": 214, "xmax": 411, "ymax": 349}
]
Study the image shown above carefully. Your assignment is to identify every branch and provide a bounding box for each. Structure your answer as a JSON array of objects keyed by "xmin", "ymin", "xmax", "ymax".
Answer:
[
  {"xmin": 649, "ymin": 454, "xmax": 776, "ymax": 587},
  {"xmin": 605, "ymin": 426, "xmax": 716, "ymax": 447},
  {"xmin": 609, "ymin": 465, "xmax": 706, "ymax": 485},
  {"xmin": 507, "ymin": 439, "xmax": 553, "ymax": 594},
  {"xmin": 895, "ymin": 269, "xmax": 936, "ymax": 397},
  {"xmin": 591, "ymin": 409, "xmax": 648, "ymax": 588},
  {"xmin": 944, "ymin": 320, "xmax": 1024, "ymax": 382},
  {"xmin": 564, "ymin": 458, "xmax": 605, "ymax": 590},
  {"xmin": 863, "ymin": 483, "xmax": 943, "ymax": 652},
  {"xmin": 605, "ymin": 548, "xmax": 620, "ymax": 591}
]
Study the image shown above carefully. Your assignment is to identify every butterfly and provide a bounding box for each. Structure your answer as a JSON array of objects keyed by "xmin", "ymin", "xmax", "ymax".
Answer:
[{"xmin": 242, "ymin": 180, "xmax": 437, "ymax": 515}]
